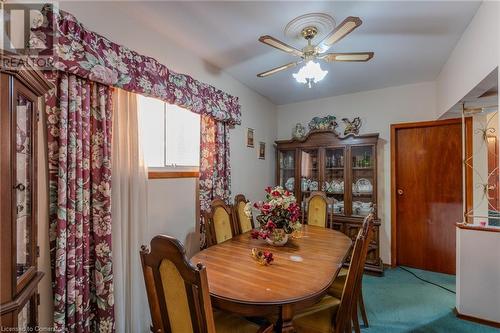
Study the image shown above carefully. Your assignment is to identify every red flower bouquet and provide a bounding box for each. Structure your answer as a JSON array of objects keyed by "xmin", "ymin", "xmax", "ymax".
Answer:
[{"xmin": 247, "ymin": 186, "xmax": 302, "ymax": 245}]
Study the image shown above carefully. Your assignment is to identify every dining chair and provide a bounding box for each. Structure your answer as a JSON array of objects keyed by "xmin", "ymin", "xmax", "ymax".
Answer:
[
  {"xmin": 140, "ymin": 235, "xmax": 273, "ymax": 333},
  {"xmin": 233, "ymin": 194, "xmax": 254, "ymax": 234},
  {"xmin": 203, "ymin": 199, "xmax": 238, "ymax": 247},
  {"xmin": 303, "ymin": 191, "xmax": 330, "ymax": 228},
  {"xmin": 328, "ymin": 213, "xmax": 375, "ymax": 332},
  {"xmin": 291, "ymin": 229, "xmax": 367, "ymax": 333}
]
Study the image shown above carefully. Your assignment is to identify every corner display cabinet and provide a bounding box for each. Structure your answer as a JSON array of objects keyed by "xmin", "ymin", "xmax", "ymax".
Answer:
[
  {"xmin": 0, "ymin": 55, "xmax": 52, "ymax": 330},
  {"xmin": 276, "ymin": 130, "xmax": 383, "ymax": 274}
]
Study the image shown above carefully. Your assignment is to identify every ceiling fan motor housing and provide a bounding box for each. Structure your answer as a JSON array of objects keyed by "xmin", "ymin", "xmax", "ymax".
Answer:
[
  {"xmin": 301, "ymin": 26, "xmax": 318, "ymax": 40},
  {"xmin": 301, "ymin": 26, "xmax": 319, "ymax": 59}
]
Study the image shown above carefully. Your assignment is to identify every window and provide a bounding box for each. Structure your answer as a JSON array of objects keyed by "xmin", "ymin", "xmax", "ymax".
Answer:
[{"xmin": 138, "ymin": 95, "xmax": 200, "ymax": 169}]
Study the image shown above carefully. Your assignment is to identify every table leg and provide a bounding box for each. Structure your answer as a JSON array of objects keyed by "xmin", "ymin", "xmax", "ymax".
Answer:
[{"xmin": 277, "ymin": 305, "xmax": 295, "ymax": 333}]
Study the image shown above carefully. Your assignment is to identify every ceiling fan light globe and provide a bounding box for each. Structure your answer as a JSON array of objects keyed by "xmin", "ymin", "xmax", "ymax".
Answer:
[{"xmin": 293, "ymin": 61, "xmax": 328, "ymax": 87}]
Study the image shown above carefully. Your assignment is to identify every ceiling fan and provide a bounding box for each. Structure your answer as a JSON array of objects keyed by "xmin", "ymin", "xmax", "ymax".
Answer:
[{"xmin": 257, "ymin": 16, "xmax": 373, "ymax": 86}]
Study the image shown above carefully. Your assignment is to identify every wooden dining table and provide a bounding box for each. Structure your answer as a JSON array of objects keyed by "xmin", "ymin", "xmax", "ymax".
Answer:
[{"xmin": 190, "ymin": 225, "xmax": 352, "ymax": 332}]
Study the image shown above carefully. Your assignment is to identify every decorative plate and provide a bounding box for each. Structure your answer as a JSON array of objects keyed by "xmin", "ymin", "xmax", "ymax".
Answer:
[
  {"xmin": 331, "ymin": 179, "xmax": 344, "ymax": 193},
  {"xmin": 309, "ymin": 180, "xmax": 319, "ymax": 191},
  {"xmin": 355, "ymin": 178, "xmax": 372, "ymax": 193},
  {"xmin": 285, "ymin": 177, "xmax": 295, "ymax": 191}
]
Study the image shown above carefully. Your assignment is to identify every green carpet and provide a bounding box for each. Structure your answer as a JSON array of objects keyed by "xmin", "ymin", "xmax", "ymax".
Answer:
[{"xmin": 362, "ymin": 267, "xmax": 498, "ymax": 333}]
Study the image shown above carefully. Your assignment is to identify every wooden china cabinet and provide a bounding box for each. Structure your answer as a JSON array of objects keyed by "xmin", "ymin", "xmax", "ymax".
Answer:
[
  {"xmin": 0, "ymin": 56, "xmax": 52, "ymax": 330},
  {"xmin": 276, "ymin": 130, "xmax": 383, "ymax": 274}
]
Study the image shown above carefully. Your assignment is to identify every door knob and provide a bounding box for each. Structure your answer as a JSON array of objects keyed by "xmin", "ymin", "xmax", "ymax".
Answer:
[
  {"xmin": 15, "ymin": 183, "xmax": 26, "ymax": 191},
  {"xmin": 397, "ymin": 189, "xmax": 404, "ymax": 195}
]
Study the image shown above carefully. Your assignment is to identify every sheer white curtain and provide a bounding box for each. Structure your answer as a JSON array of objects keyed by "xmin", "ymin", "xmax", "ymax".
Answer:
[{"xmin": 111, "ymin": 88, "xmax": 150, "ymax": 332}]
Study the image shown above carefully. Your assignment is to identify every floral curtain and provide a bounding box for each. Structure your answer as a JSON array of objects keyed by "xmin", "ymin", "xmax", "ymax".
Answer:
[
  {"xmin": 199, "ymin": 115, "xmax": 232, "ymax": 246},
  {"xmin": 34, "ymin": 4, "xmax": 241, "ymax": 126},
  {"xmin": 45, "ymin": 72, "xmax": 115, "ymax": 332}
]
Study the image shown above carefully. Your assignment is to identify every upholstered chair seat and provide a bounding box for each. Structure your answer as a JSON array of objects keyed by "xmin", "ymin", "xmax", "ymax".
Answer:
[
  {"xmin": 294, "ymin": 296, "xmax": 341, "ymax": 319},
  {"xmin": 214, "ymin": 311, "xmax": 264, "ymax": 333},
  {"xmin": 267, "ymin": 294, "xmax": 340, "ymax": 325},
  {"xmin": 328, "ymin": 267, "xmax": 348, "ymax": 297},
  {"xmin": 293, "ymin": 305, "xmax": 339, "ymax": 333},
  {"xmin": 328, "ymin": 275, "xmax": 345, "ymax": 298}
]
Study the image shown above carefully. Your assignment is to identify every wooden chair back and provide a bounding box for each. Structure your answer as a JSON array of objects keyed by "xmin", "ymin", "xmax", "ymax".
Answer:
[
  {"xmin": 334, "ymin": 229, "xmax": 365, "ymax": 333},
  {"xmin": 203, "ymin": 199, "xmax": 237, "ymax": 247},
  {"xmin": 303, "ymin": 191, "xmax": 330, "ymax": 228},
  {"xmin": 233, "ymin": 194, "xmax": 254, "ymax": 234},
  {"xmin": 350, "ymin": 213, "xmax": 375, "ymax": 309},
  {"xmin": 140, "ymin": 235, "xmax": 216, "ymax": 333}
]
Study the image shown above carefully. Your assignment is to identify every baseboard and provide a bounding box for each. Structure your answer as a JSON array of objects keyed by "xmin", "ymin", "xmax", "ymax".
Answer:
[{"xmin": 454, "ymin": 308, "xmax": 500, "ymax": 329}]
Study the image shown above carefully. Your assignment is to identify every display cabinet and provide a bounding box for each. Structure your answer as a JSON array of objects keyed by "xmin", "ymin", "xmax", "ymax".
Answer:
[
  {"xmin": 0, "ymin": 56, "xmax": 52, "ymax": 329},
  {"xmin": 276, "ymin": 130, "xmax": 383, "ymax": 274}
]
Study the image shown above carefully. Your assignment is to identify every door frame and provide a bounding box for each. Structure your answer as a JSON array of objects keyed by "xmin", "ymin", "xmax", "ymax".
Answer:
[{"xmin": 390, "ymin": 117, "xmax": 471, "ymax": 267}]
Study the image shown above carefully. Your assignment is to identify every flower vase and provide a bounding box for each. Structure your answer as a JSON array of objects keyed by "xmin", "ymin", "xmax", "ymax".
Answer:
[{"xmin": 265, "ymin": 228, "xmax": 289, "ymax": 246}]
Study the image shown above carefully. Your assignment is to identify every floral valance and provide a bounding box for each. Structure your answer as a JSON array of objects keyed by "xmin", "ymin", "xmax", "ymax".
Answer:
[{"xmin": 34, "ymin": 5, "xmax": 241, "ymax": 126}]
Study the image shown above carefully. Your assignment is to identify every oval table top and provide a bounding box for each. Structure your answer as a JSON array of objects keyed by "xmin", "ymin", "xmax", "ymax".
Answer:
[{"xmin": 191, "ymin": 225, "xmax": 352, "ymax": 306}]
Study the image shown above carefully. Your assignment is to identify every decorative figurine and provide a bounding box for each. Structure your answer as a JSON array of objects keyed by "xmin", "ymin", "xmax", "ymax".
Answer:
[
  {"xmin": 308, "ymin": 115, "xmax": 338, "ymax": 131},
  {"xmin": 292, "ymin": 123, "xmax": 306, "ymax": 139},
  {"xmin": 342, "ymin": 117, "xmax": 362, "ymax": 136}
]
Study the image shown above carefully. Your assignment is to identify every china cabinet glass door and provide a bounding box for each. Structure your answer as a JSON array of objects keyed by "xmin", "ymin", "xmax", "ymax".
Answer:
[
  {"xmin": 278, "ymin": 150, "xmax": 296, "ymax": 193},
  {"xmin": 350, "ymin": 145, "xmax": 375, "ymax": 217},
  {"xmin": 300, "ymin": 149, "xmax": 320, "ymax": 210},
  {"xmin": 324, "ymin": 148, "xmax": 345, "ymax": 215},
  {"xmin": 14, "ymin": 92, "xmax": 36, "ymax": 286}
]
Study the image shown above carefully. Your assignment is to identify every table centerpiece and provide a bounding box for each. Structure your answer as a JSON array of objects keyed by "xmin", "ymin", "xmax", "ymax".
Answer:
[{"xmin": 246, "ymin": 186, "xmax": 302, "ymax": 246}]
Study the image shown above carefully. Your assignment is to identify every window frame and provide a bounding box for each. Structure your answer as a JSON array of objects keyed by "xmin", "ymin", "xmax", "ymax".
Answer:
[
  {"xmin": 138, "ymin": 96, "xmax": 200, "ymax": 179},
  {"xmin": 147, "ymin": 166, "xmax": 199, "ymax": 179}
]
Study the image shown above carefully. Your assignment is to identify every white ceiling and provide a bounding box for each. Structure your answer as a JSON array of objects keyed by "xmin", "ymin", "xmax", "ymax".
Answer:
[{"xmin": 121, "ymin": 1, "xmax": 480, "ymax": 105}]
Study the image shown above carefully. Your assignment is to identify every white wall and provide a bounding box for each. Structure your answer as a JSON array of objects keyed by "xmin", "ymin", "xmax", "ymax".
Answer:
[
  {"xmin": 146, "ymin": 179, "xmax": 200, "ymax": 256},
  {"xmin": 436, "ymin": 1, "xmax": 499, "ymax": 117},
  {"xmin": 276, "ymin": 82, "xmax": 438, "ymax": 263}
]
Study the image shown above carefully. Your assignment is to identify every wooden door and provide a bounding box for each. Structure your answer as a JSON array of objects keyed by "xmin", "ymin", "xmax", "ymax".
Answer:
[{"xmin": 392, "ymin": 119, "xmax": 463, "ymax": 274}]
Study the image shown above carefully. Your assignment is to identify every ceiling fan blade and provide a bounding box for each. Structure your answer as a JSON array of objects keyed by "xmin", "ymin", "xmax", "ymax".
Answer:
[
  {"xmin": 257, "ymin": 61, "xmax": 302, "ymax": 78},
  {"xmin": 259, "ymin": 35, "xmax": 304, "ymax": 57},
  {"xmin": 322, "ymin": 52, "xmax": 374, "ymax": 62},
  {"xmin": 317, "ymin": 16, "xmax": 362, "ymax": 53}
]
